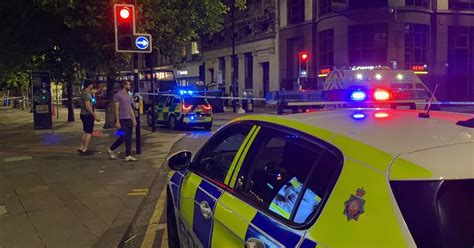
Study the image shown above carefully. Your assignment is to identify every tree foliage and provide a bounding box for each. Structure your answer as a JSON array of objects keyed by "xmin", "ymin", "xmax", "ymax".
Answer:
[{"xmin": 0, "ymin": 0, "xmax": 240, "ymax": 93}]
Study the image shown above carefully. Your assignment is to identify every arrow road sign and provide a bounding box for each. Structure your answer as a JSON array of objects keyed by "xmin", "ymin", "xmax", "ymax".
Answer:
[{"xmin": 135, "ymin": 36, "xmax": 149, "ymax": 50}]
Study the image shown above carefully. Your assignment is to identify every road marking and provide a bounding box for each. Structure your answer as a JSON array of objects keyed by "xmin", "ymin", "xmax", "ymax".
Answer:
[
  {"xmin": 127, "ymin": 192, "xmax": 148, "ymax": 196},
  {"xmin": 128, "ymin": 188, "xmax": 149, "ymax": 196},
  {"xmin": 131, "ymin": 188, "xmax": 149, "ymax": 193},
  {"xmin": 141, "ymin": 182, "xmax": 168, "ymax": 248},
  {"xmin": 3, "ymin": 156, "xmax": 33, "ymax": 163}
]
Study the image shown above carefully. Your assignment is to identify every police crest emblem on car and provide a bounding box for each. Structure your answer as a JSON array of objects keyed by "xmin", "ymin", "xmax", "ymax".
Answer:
[{"xmin": 343, "ymin": 188, "xmax": 366, "ymax": 221}]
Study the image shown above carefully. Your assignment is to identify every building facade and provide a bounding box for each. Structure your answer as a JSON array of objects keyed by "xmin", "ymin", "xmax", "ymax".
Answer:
[
  {"xmin": 156, "ymin": 0, "xmax": 279, "ymax": 99},
  {"xmin": 279, "ymin": 0, "xmax": 474, "ymax": 101},
  {"xmin": 200, "ymin": 0, "xmax": 279, "ymax": 98}
]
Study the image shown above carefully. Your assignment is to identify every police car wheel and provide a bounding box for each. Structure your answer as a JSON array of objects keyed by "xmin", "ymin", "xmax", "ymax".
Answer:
[
  {"xmin": 203, "ymin": 122, "xmax": 212, "ymax": 130},
  {"xmin": 168, "ymin": 115, "xmax": 178, "ymax": 130},
  {"xmin": 166, "ymin": 189, "xmax": 180, "ymax": 248}
]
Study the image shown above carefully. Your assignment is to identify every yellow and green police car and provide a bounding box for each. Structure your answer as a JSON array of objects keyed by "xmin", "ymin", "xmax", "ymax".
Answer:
[
  {"xmin": 166, "ymin": 109, "xmax": 473, "ymax": 247},
  {"xmin": 146, "ymin": 93, "xmax": 213, "ymax": 130}
]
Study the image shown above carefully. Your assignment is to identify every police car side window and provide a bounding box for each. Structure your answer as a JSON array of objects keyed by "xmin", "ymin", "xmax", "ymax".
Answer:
[
  {"xmin": 236, "ymin": 127, "xmax": 341, "ymax": 225},
  {"xmin": 192, "ymin": 124, "xmax": 252, "ymax": 184},
  {"xmin": 157, "ymin": 96, "xmax": 167, "ymax": 107},
  {"xmin": 173, "ymin": 97, "xmax": 181, "ymax": 104}
]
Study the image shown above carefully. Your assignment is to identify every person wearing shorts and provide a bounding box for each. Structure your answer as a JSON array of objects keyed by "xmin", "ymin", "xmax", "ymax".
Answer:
[{"xmin": 78, "ymin": 80, "xmax": 101, "ymax": 155}]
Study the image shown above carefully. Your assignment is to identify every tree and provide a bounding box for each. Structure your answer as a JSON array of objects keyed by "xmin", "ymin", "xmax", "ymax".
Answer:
[{"xmin": 1, "ymin": 0, "xmax": 240, "ymax": 126}]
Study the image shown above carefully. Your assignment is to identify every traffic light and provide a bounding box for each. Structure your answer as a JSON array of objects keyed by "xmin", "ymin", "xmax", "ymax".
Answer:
[
  {"xmin": 299, "ymin": 50, "xmax": 309, "ymax": 78},
  {"xmin": 114, "ymin": 4, "xmax": 135, "ymax": 51},
  {"xmin": 114, "ymin": 4, "xmax": 152, "ymax": 53}
]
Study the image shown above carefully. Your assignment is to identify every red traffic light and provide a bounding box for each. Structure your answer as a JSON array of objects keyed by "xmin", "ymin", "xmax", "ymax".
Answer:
[
  {"xmin": 299, "ymin": 51, "xmax": 309, "ymax": 62},
  {"xmin": 119, "ymin": 8, "xmax": 130, "ymax": 19}
]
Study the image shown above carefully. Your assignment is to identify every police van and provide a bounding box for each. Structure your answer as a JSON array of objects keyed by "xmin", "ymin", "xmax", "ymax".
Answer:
[
  {"xmin": 146, "ymin": 92, "xmax": 213, "ymax": 130},
  {"xmin": 323, "ymin": 66, "xmax": 435, "ymax": 109}
]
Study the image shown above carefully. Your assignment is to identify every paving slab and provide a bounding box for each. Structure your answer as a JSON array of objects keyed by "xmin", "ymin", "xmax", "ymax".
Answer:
[
  {"xmin": 28, "ymin": 207, "xmax": 98, "ymax": 248},
  {"xmin": 0, "ymin": 213, "xmax": 44, "ymax": 248},
  {"xmin": 17, "ymin": 190, "xmax": 66, "ymax": 212}
]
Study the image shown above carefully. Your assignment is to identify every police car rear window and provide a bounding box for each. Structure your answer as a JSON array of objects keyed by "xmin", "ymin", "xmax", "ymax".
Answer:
[
  {"xmin": 183, "ymin": 97, "xmax": 207, "ymax": 105},
  {"xmin": 391, "ymin": 179, "xmax": 474, "ymax": 247}
]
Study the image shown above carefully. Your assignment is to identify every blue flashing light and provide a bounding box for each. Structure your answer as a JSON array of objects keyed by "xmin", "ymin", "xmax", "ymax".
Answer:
[
  {"xmin": 178, "ymin": 89, "xmax": 194, "ymax": 95},
  {"xmin": 190, "ymin": 115, "xmax": 195, "ymax": 121},
  {"xmin": 352, "ymin": 113, "xmax": 366, "ymax": 120},
  {"xmin": 351, "ymin": 90, "xmax": 367, "ymax": 101}
]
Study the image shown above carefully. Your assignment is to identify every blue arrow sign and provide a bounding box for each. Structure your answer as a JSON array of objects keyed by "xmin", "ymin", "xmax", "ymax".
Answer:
[{"xmin": 135, "ymin": 36, "xmax": 149, "ymax": 50}]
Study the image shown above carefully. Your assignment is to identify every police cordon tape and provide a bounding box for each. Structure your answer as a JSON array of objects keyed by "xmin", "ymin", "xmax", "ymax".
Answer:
[
  {"xmin": 4, "ymin": 94, "xmax": 473, "ymax": 107},
  {"xmin": 0, "ymin": 97, "xmax": 81, "ymax": 101},
  {"xmin": 138, "ymin": 92, "xmax": 266, "ymax": 101},
  {"xmin": 136, "ymin": 93, "xmax": 474, "ymax": 106}
]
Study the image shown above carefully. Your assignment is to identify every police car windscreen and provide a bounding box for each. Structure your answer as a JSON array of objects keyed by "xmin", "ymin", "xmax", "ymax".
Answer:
[
  {"xmin": 184, "ymin": 97, "xmax": 207, "ymax": 105},
  {"xmin": 269, "ymin": 177, "xmax": 321, "ymax": 223},
  {"xmin": 391, "ymin": 179, "xmax": 474, "ymax": 247}
]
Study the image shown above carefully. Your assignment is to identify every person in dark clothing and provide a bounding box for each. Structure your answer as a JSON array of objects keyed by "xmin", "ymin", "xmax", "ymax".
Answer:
[
  {"xmin": 108, "ymin": 80, "xmax": 137, "ymax": 161},
  {"xmin": 78, "ymin": 80, "xmax": 101, "ymax": 155}
]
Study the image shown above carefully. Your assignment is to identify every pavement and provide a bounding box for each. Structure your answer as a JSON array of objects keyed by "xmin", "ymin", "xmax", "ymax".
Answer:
[
  {"xmin": 0, "ymin": 106, "xmax": 263, "ymax": 248},
  {"xmin": 0, "ymin": 107, "xmax": 184, "ymax": 248}
]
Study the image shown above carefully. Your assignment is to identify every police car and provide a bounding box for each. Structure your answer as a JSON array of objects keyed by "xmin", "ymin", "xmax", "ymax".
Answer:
[
  {"xmin": 165, "ymin": 109, "xmax": 473, "ymax": 247},
  {"xmin": 146, "ymin": 92, "xmax": 213, "ymax": 130},
  {"xmin": 323, "ymin": 67, "xmax": 436, "ymax": 110}
]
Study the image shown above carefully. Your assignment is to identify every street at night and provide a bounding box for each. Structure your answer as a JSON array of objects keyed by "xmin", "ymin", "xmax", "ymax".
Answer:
[{"xmin": 1, "ymin": 0, "xmax": 474, "ymax": 248}]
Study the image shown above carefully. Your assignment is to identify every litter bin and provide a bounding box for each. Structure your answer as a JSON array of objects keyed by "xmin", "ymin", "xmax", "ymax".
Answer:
[{"xmin": 242, "ymin": 89, "xmax": 254, "ymax": 112}]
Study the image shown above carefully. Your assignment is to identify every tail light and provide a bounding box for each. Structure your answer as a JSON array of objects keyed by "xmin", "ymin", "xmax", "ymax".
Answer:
[
  {"xmin": 374, "ymin": 89, "xmax": 391, "ymax": 101},
  {"xmin": 203, "ymin": 104, "xmax": 212, "ymax": 112},
  {"xmin": 182, "ymin": 104, "xmax": 193, "ymax": 113}
]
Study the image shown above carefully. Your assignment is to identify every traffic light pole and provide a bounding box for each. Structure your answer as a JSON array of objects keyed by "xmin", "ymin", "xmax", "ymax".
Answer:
[
  {"xmin": 149, "ymin": 52, "xmax": 156, "ymax": 133},
  {"xmin": 133, "ymin": 53, "xmax": 141, "ymax": 155}
]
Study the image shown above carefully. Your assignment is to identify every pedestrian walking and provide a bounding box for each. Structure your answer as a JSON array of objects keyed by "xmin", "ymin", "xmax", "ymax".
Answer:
[
  {"xmin": 108, "ymin": 80, "xmax": 137, "ymax": 162},
  {"xmin": 78, "ymin": 80, "xmax": 101, "ymax": 155}
]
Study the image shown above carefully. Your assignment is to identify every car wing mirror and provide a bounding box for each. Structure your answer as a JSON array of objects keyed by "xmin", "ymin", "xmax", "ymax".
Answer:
[{"xmin": 168, "ymin": 151, "xmax": 192, "ymax": 171}]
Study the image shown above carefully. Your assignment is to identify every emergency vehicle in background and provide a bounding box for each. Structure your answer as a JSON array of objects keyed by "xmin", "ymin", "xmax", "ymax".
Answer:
[
  {"xmin": 269, "ymin": 66, "xmax": 437, "ymax": 114},
  {"xmin": 323, "ymin": 66, "xmax": 434, "ymax": 109},
  {"xmin": 146, "ymin": 91, "xmax": 213, "ymax": 130}
]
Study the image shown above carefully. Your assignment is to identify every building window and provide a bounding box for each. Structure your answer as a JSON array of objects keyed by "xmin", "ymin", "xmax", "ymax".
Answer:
[
  {"xmin": 319, "ymin": 0, "xmax": 333, "ymax": 15},
  {"xmin": 406, "ymin": 0, "xmax": 429, "ymax": 7},
  {"xmin": 349, "ymin": 0, "xmax": 388, "ymax": 9},
  {"xmin": 319, "ymin": 29, "xmax": 334, "ymax": 68},
  {"xmin": 191, "ymin": 41, "xmax": 200, "ymax": 55},
  {"xmin": 447, "ymin": 26, "xmax": 474, "ymax": 100},
  {"xmin": 449, "ymin": 0, "xmax": 474, "ymax": 10},
  {"xmin": 245, "ymin": 53, "xmax": 253, "ymax": 89},
  {"xmin": 405, "ymin": 24, "xmax": 429, "ymax": 69},
  {"xmin": 218, "ymin": 57, "xmax": 226, "ymax": 88},
  {"xmin": 288, "ymin": 0, "xmax": 305, "ymax": 25},
  {"xmin": 180, "ymin": 46, "xmax": 187, "ymax": 61},
  {"xmin": 348, "ymin": 24, "xmax": 388, "ymax": 65}
]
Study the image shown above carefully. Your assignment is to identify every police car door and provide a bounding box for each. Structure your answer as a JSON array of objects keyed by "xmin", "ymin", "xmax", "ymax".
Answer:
[
  {"xmin": 177, "ymin": 123, "xmax": 258, "ymax": 248},
  {"xmin": 214, "ymin": 124, "xmax": 342, "ymax": 247},
  {"xmin": 156, "ymin": 96, "xmax": 169, "ymax": 122}
]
